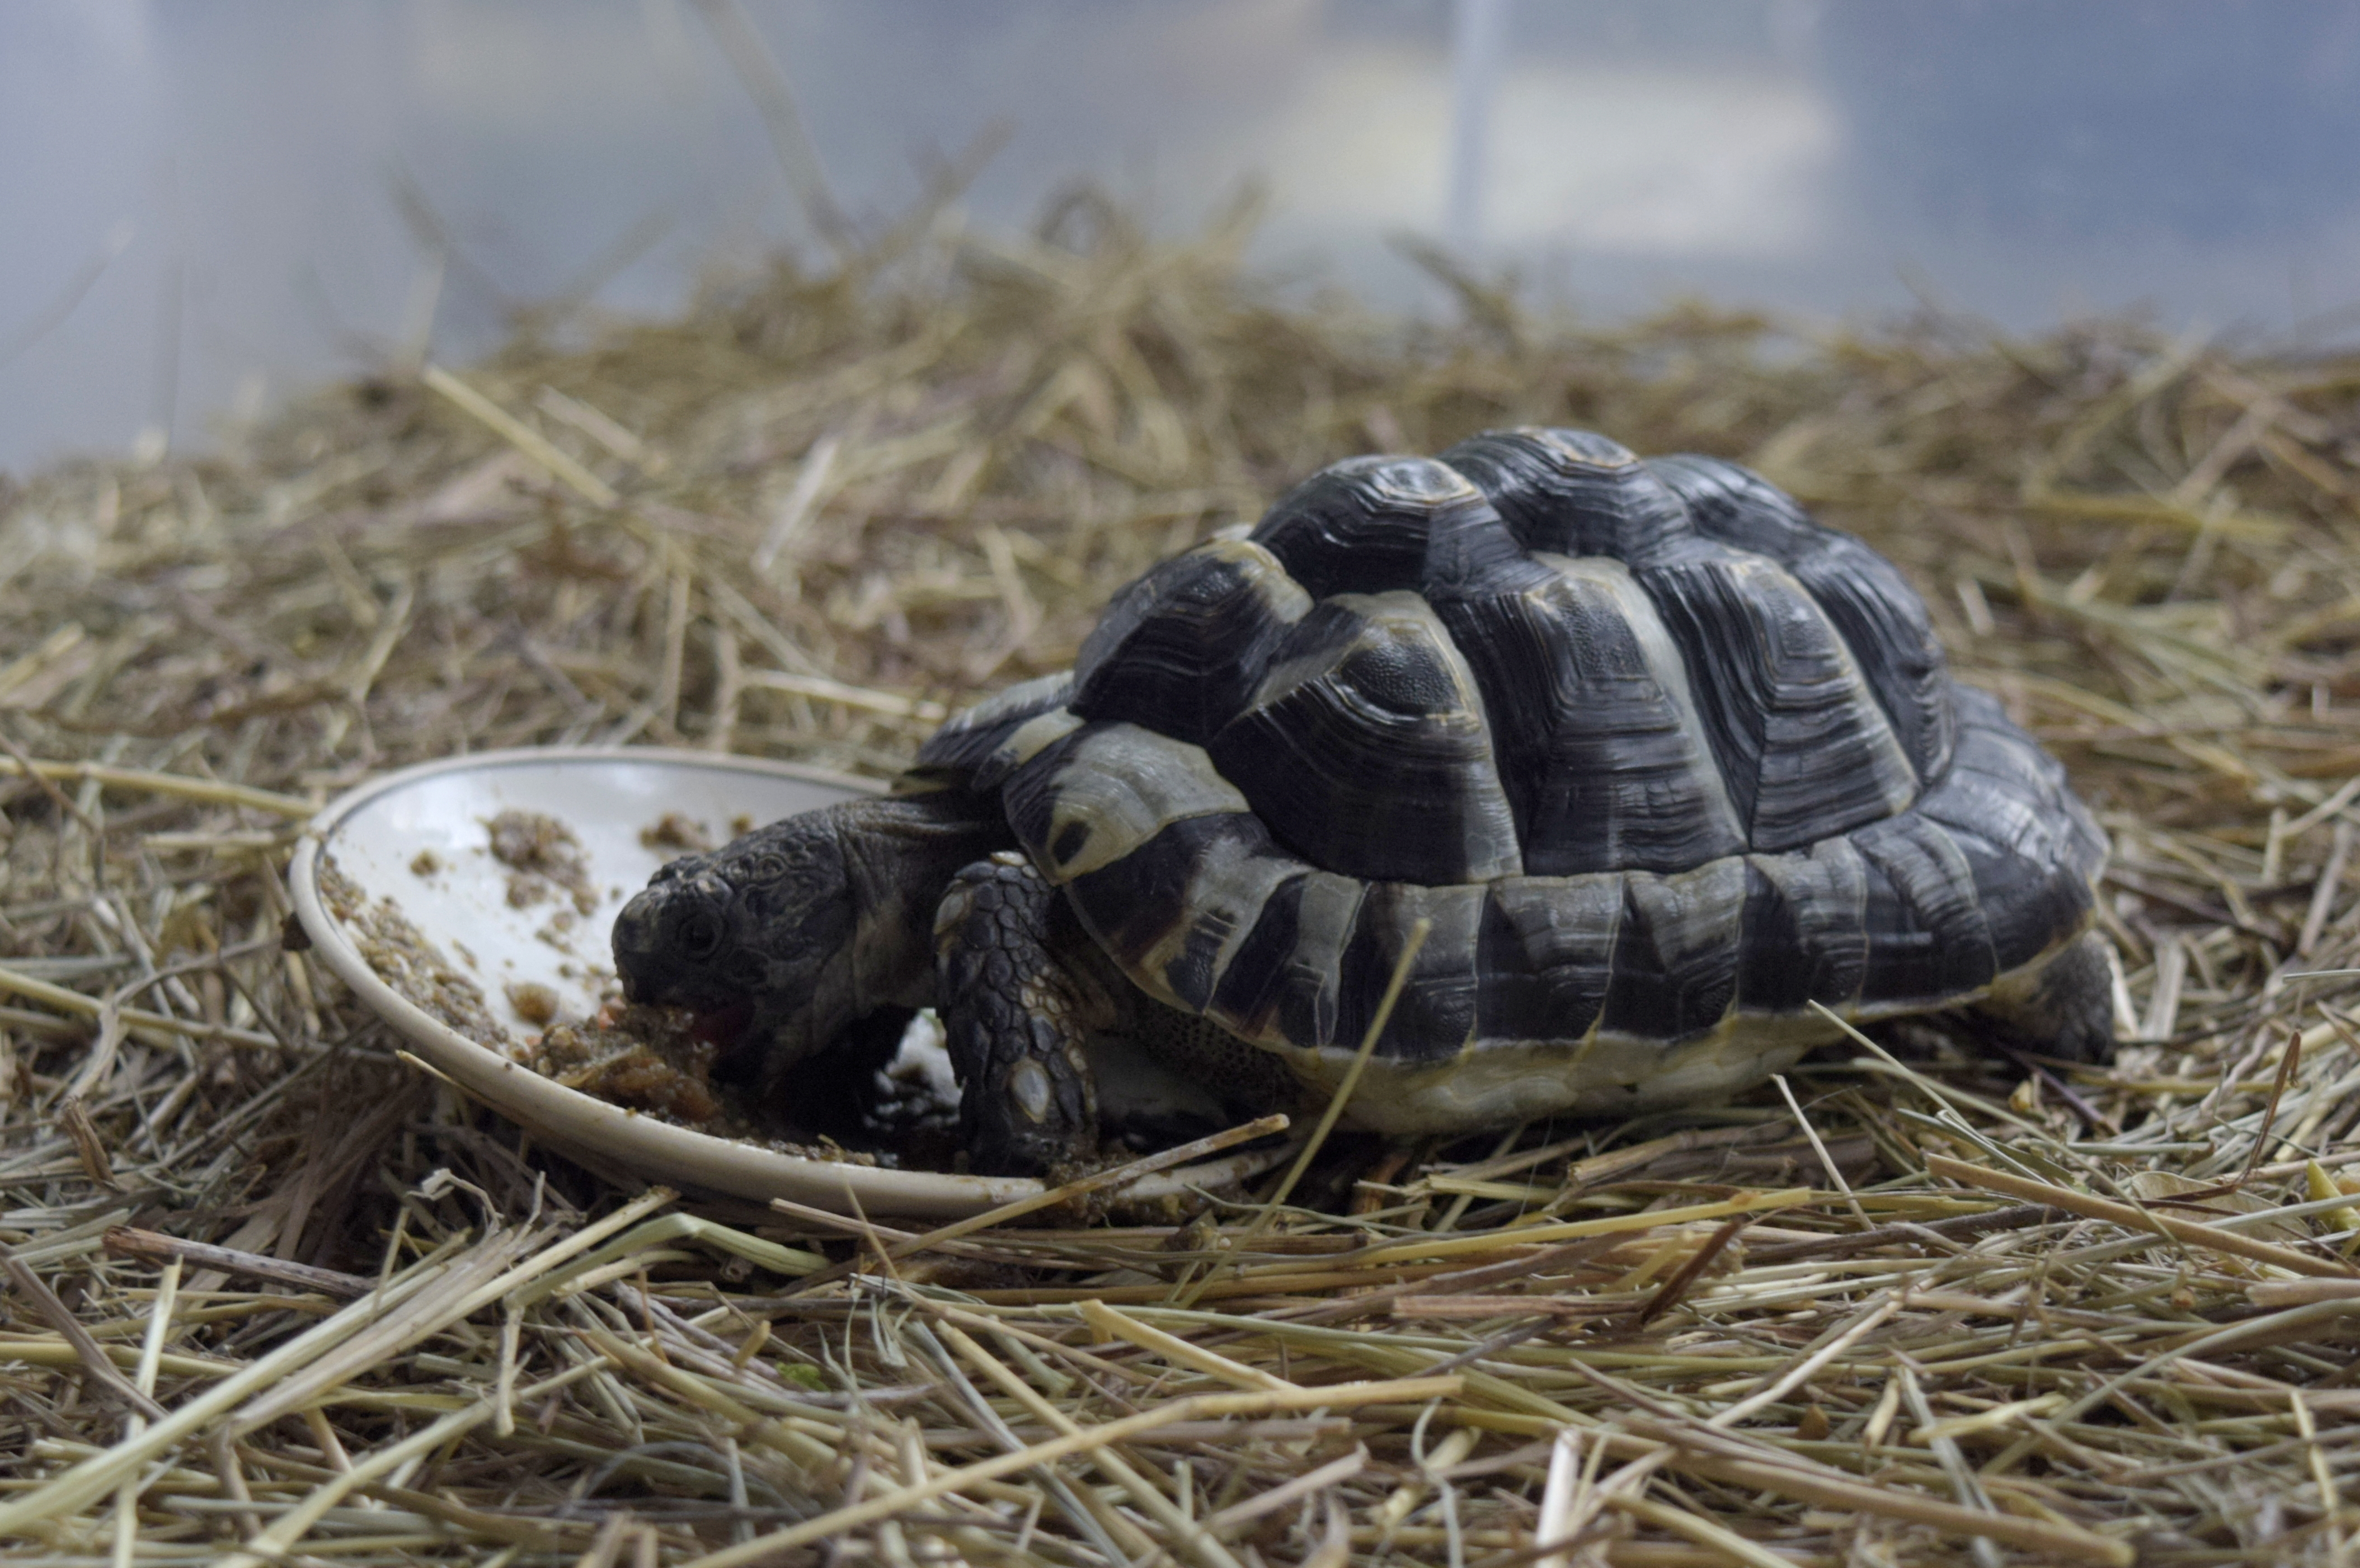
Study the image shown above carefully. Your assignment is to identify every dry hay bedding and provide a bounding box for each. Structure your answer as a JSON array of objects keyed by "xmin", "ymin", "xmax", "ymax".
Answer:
[{"xmin": 4, "ymin": 201, "xmax": 2360, "ymax": 1563}]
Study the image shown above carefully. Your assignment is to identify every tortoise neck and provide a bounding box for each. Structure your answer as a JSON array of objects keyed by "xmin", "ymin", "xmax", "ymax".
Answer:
[{"xmin": 836, "ymin": 789, "xmax": 1015, "ymax": 1015}]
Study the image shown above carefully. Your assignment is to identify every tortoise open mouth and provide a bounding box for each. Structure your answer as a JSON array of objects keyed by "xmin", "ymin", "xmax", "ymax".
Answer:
[{"xmin": 682, "ymin": 999, "xmax": 753, "ymax": 1050}]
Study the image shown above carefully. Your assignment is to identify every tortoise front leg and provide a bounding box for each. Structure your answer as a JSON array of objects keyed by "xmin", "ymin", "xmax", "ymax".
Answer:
[{"xmin": 934, "ymin": 853, "xmax": 1103, "ymax": 1175}]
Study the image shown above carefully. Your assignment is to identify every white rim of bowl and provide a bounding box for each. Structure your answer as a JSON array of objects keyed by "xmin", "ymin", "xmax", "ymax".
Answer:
[{"xmin": 289, "ymin": 746, "xmax": 1286, "ymax": 1217}]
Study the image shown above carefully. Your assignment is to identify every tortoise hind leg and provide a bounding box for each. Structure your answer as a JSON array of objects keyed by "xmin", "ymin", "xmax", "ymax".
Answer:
[
  {"xmin": 1971, "ymin": 929, "xmax": 2117, "ymax": 1065},
  {"xmin": 934, "ymin": 853, "xmax": 1103, "ymax": 1175}
]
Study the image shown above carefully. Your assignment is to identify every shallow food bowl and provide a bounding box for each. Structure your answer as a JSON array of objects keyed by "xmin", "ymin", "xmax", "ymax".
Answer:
[{"xmin": 290, "ymin": 748, "xmax": 1282, "ymax": 1218}]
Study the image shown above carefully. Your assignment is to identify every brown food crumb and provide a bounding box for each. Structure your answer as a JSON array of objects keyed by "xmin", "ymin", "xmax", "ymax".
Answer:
[
  {"xmin": 523, "ymin": 1006, "xmax": 870, "ymax": 1160},
  {"xmin": 640, "ymin": 812, "xmax": 713, "ymax": 853},
  {"xmin": 519, "ymin": 1004, "xmax": 890, "ymax": 1163},
  {"xmin": 485, "ymin": 809, "xmax": 598, "ymax": 916},
  {"xmin": 506, "ymin": 982, "xmax": 560, "ymax": 1027},
  {"xmin": 568, "ymin": 1043, "xmax": 721, "ymax": 1123},
  {"xmin": 322, "ymin": 856, "xmax": 505, "ymax": 1044},
  {"xmin": 535, "ymin": 1011, "xmax": 716, "ymax": 1117},
  {"xmin": 533, "ymin": 910, "xmax": 579, "ymax": 954},
  {"xmin": 410, "ymin": 849, "xmax": 443, "ymax": 877}
]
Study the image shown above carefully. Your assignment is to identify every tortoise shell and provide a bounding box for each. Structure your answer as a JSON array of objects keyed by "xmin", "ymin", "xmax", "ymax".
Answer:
[{"xmin": 916, "ymin": 429, "xmax": 2103, "ymax": 1110}]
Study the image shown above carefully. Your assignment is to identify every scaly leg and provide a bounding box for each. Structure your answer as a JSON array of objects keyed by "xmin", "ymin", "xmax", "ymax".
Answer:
[{"xmin": 934, "ymin": 853, "xmax": 1103, "ymax": 1174}]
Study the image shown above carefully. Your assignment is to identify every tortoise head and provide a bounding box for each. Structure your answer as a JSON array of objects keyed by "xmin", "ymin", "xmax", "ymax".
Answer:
[{"xmin": 612, "ymin": 814, "xmax": 859, "ymax": 1062}]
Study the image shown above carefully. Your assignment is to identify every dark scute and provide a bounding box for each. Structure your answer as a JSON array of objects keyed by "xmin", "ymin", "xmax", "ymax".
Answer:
[
  {"xmin": 1950, "ymin": 685, "xmax": 2090, "ymax": 818},
  {"xmin": 1249, "ymin": 455, "xmax": 1487, "ymax": 600},
  {"xmin": 1649, "ymin": 454, "xmax": 1955, "ymax": 785},
  {"xmin": 1435, "ymin": 569, "xmax": 1746, "ymax": 874},
  {"xmin": 1159, "ymin": 816, "xmax": 1301, "ymax": 1015},
  {"xmin": 1339, "ymin": 621, "xmax": 1460, "ymax": 710},
  {"xmin": 1071, "ymin": 544, "xmax": 1304, "ymax": 745},
  {"xmin": 1442, "ymin": 428, "xmax": 1694, "ymax": 563},
  {"xmin": 1208, "ymin": 869, "xmax": 1311, "ymax": 1041},
  {"xmin": 1241, "ymin": 872, "xmax": 1364, "ymax": 1048},
  {"xmin": 1853, "ymin": 816, "xmax": 2000, "ymax": 1002},
  {"xmin": 1789, "ymin": 538, "xmax": 1955, "ymax": 782},
  {"xmin": 1645, "ymin": 453, "xmax": 1818, "ymax": 561},
  {"xmin": 1915, "ymin": 688, "xmax": 2104, "ymax": 970},
  {"xmin": 1209, "ymin": 600, "xmax": 1519, "ymax": 884},
  {"xmin": 914, "ymin": 671, "xmax": 1075, "ymax": 790},
  {"xmin": 1418, "ymin": 490, "xmax": 1534, "ymax": 600},
  {"xmin": 1924, "ymin": 805, "xmax": 2092, "ymax": 973},
  {"xmin": 991, "ymin": 726, "xmax": 1094, "ymax": 865},
  {"xmin": 1064, "ymin": 812, "xmax": 1273, "ymax": 981},
  {"xmin": 1332, "ymin": 883, "xmax": 1484, "ymax": 1061},
  {"xmin": 1598, "ymin": 860, "xmax": 1746, "ymax": 1040},
  {"xmin": 1935, "ymin": 732, "xmax": 2059, "ymax": 835},
  {"xmin": 1930, "ymin": 687, "xmax": 2107, "ymax": 885},
  {"xmin": 1736, "ymin": 845, "xmax": 1869, "ymax": 1014},
  {"xmin": 1475, "ymin": 874, "xmax": 1621, "ymax": 1043},
  {"xmin": 1637, "ymin": 544, "xmax": 1917, "ymax": 851},
  {"xmin": 1734, "ymin": 861, "xmax": 1806, "ymax": 1011},
  {"xmin": 1159, "ymin": 899, "xmax": 1235, "ymax": 1013}
]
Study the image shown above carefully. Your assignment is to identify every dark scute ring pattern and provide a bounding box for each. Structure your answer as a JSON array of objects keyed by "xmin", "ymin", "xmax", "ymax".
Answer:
[{"xmin": 1069, "ymin": 428, "xmax": 1943, "ymax": 882}]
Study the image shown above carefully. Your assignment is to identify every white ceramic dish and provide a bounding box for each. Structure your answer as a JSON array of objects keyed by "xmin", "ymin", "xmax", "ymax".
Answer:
[{"xmin": 289, "ymin": 748, "xmax": 1280, "ymax": 1218}]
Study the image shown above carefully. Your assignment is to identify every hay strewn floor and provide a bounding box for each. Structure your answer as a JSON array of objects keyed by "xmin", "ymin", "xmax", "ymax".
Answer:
[{"xmin": 7, "ymin": 199, "xmax": 2360, "ymax": 1564}]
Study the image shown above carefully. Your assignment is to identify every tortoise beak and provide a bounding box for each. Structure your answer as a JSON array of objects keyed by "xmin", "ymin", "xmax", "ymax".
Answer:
[{"xmin": 611, "ymin": 887, "xmax": 665, "ymax": 1004}]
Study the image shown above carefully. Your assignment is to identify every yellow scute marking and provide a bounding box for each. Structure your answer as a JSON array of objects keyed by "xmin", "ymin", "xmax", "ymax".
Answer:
[{"xmin": 1039, "ymin": 724, "xmax": 1249, "ymax": 882}]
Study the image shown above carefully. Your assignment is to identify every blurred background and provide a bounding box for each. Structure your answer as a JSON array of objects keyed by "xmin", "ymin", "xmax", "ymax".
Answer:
[{"xmin": 6, "ymin": 0, "xmax": 2359, "ymax": 475}]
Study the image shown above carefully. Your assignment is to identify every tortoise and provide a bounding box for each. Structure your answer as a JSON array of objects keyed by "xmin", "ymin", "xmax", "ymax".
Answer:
[{"xmin": 614, "ymin": 429, "xmax": 2112, "ymax": 1175}]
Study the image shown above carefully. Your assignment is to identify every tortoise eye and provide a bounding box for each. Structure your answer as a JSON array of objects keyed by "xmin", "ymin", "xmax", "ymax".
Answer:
[
  {"xmin": 751, "ymin": 853, "xmax": 789, "ymax": 883},
  {"xmin": 675, "ymin": 909, "xmax": 723, "ymax": 960}
]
